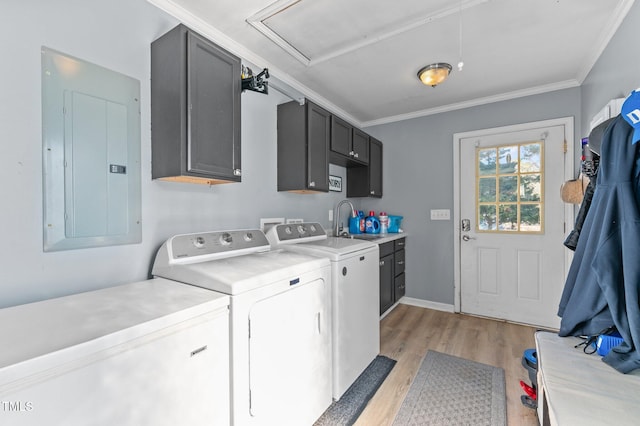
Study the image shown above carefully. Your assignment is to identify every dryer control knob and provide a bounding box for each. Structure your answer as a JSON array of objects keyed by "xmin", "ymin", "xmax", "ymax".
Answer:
[
  {"xmin": 193, "ymin": 236, "xmax": 205, "ymax": 248},
  {"xmin": 220, "ymin": 233, "xmax": 233, "ymax": 245}
]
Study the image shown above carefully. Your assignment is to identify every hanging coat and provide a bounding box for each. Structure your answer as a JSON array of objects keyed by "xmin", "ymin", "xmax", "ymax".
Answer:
[{"xmin": 558, "ymin": 115, "xmax": 640, "ymax": 373}]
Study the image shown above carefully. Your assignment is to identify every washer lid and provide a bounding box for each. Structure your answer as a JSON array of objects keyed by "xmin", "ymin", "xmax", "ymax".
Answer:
[{"xmin": 153, "ymin": 249, "xmax": 329, "ymax": 295}]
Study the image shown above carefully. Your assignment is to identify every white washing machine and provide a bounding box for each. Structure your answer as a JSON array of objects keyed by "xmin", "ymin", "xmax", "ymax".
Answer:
[
  {"xmin": 266, "ymin": 222, "xmax": 380, "ymax": 400},
  {"xmin": 152, "ymin": 229, "xmax": 332, "ymax": 426}
]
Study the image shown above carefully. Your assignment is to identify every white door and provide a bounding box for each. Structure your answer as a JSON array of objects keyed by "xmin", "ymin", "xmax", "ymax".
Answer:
[
  {"xmin": 248, "ymin": 278, "xmax": 331, "ymax": 426},
  {"xmin": 454, "ymin": 118, "xmax": 573, "ymax": 329}
]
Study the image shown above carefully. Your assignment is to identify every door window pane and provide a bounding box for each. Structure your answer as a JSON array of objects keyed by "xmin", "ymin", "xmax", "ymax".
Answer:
[
  {"xmin": 520, "ymin": 143, "xmax": 541, "ymax": 172},
  {"xmin": 478, "ymin": 149, "xmax": 497, "ymax": 176},
  {"xmin": 499, "ymin": 146, "xmax": 518, "ymax": 173},
  {"xmin": 499, "ymin": 176, "xmax": 518, "ymax": 202},
  {"xmin": 520, "ymin": 174, "xmax": 541, "ymax": 201},
  {"xmin": 479, "ymin": 205, "xmax": 497, "ymax": 231},
  {"xmin": 479, "ymin": 177, "xmax": 496, "ymax": 202},
  {"xmin": 521, "ymin": 204, "xmax": 542, "ymax": 231}
]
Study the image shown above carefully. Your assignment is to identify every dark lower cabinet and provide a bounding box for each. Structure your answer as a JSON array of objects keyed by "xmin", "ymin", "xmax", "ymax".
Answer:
[
  {"xmin": 379, "ymin": 250, "xmax": 394, "ymax": 315},
  {"xmin": 379, "ymin": 238, "xmax": 406, "ymax": 315}
]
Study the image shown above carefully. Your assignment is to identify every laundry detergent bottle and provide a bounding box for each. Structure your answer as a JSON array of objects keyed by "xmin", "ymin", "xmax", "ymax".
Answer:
[{"xmin": 365, "ymin": 211, "xmax": 381, "ymax": 234}]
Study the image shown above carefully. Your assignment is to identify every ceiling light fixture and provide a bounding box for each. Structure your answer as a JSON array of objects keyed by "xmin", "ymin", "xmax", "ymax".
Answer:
[{"xmin": 417, "ymin": 63, "xmax": 452, "ymax": 87}]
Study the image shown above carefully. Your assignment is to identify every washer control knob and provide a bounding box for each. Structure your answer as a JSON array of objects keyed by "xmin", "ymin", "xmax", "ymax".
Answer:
[
  {"xmin": 297, "ymin": 225, "xmax": 306, "ymax": 235},
  {"xmin": 193, "ymin": 236, "xmax": 205, "ymax": 248},
  {"xmin": 220, "ymin": 232, "xmax": 233, "ymax": 245},
  {"xmin": 244, "ymin": 232, "xmax": 253, "ymax": 242},
  {"xmin": 285, "ymin": 226, "xmax": 292, "ymax": 234}
]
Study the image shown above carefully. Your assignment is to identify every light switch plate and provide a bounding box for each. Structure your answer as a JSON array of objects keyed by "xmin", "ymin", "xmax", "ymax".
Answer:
[{"xmin": 430, "ymin": 209, "xmax": 451, "ymax": 220}]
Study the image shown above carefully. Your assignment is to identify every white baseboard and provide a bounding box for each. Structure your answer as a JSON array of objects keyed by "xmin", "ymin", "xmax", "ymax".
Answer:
[{"xmin": 398, "ymin": 297, "xmax": 455, "ymax": 313}]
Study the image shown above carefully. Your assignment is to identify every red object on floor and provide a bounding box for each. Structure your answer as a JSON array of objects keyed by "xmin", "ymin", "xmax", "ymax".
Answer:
[{"xmin": 519, "ymin": 380, "xmax": 537, "ymax": 400}]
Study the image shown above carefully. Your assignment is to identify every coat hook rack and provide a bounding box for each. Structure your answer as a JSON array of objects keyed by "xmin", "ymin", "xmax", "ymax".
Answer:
[{"xmin": 241, "ymin": 66, "xmax": 269, "ymax": 95}]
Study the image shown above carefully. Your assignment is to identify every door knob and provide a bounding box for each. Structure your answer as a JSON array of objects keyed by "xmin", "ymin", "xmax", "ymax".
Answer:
[{"xmin": 462, "ymin": 235, "xmax": 476, "ymax": 241}]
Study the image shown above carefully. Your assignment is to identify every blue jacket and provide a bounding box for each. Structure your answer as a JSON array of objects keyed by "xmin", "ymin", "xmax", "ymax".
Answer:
[{"xmin": 558, "ymin": 115, "xmax": 640, "ymax": 373}]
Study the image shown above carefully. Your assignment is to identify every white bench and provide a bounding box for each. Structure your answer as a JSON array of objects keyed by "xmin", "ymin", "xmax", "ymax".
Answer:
[{"xmin": 535, "ymin": 331, "xmax": 640, "ymax": 425}]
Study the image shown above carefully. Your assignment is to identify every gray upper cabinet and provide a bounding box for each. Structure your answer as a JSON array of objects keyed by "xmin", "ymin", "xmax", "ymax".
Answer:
[
  {"xmin": 151, "ymin": 24, "xmax": 241, "ymax": 185},
  {"xmin": 347, "ymin": 137, "xmax": 382, "ymax": 198},
  {"xmin": 330, "ymin": 116, "xmax": 368, "ymax": 166},
  {"xmin": 351, "ymin": 128, "xmax": 370, "ymax": 164},
  {"xmin": 277, "ymin": 100, "xmax": 330, "ymax": 193}
]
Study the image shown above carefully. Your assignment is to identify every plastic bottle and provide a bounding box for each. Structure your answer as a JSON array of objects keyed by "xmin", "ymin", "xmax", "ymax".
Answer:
[
  {"xmin": 581, "ymin": 137, "xmax": 595, "ymax": 176},
  {"xmin": 379, "ymin": 212, "xmax": 389, "ymax": 234},
  {"xmin": 365, "ymin": 211, "xmax": 381, "ymax": 234},
  {"xmin": 359, "ymin": 211, "xmax": 365, "ymax": 233}
]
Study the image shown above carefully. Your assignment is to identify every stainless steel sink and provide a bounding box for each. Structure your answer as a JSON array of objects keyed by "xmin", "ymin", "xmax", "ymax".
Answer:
[{"xmin": 339, "ymin": 233, "xmax": 385, "ymax": 240}]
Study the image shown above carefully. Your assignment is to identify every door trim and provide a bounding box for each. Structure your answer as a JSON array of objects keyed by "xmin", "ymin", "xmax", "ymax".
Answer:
[{"xmin": 452, "ymin": 117, "xmax": 575, "ymax": 314}]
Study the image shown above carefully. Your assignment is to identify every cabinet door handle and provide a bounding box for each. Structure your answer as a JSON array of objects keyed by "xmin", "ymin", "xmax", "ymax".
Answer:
[
  {"xmin": 349, "ymin": 150, "xmax": 355, "ymax": 156},
  {"xmin": 309, "ymin": 181, "xmax": 316, "ymax": 187},
  {"xmin": 233, "ymin": 169, "xmax": 242, "ymax": 176},
  {"xmin": 354, "ymin": 153, "xmax": 359, "ymax": 158},
  {"xmin": 379, "ymin": 260, "xmax": 385, "ymax": 266},
  {"xmin": 370, "ymin": 190, "xmax": 375, "ymax": 195},
  {"xmin": 397, "ymin": 241, "xmax": 405, "ymax": 247},
  {"xmin": 397, "ymin": 260, "xmax": 405, "ymax": 265}
]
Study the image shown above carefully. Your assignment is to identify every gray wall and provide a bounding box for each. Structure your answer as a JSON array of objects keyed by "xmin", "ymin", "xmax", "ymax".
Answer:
[
  {"xmin": 0, "ymin": 0, "xmax": 351, "ymax": 309},
  {"xmin": 581, "ymin": 1, "xmax": 640, "ymax": 137},
  {"xmin": 363, "ymin": 89, "xmax": 582, "ymax": 304}
]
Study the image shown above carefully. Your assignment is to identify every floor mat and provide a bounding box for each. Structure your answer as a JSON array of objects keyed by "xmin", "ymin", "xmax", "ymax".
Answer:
[
  {"xmin": 393, "ymin": 351, "xmax": 506, "ymax": 426},
  {"xmin": 314, "ymin": 355, "xmax": 396, "ymax": 426}
]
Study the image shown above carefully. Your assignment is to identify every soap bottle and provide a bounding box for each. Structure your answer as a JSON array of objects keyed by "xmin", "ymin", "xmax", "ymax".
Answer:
[
  {"xmin": 379, "ymin": 212, "xmax": 389, "ymax": 234},
  {"xmin": 365, "ymin": 210, "xmax": 381, "ymax": 234}
]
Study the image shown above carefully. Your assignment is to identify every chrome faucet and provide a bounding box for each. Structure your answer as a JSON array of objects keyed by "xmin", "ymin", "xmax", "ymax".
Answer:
[{"xmin": 334, "ymin": 199, "xmax": 356, "ymax": 237}]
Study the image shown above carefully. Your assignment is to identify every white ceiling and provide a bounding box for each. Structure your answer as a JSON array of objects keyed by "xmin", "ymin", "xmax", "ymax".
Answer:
[{"xmin": 148, "ymin": 0, "xmax": 635, "ymax": 127}]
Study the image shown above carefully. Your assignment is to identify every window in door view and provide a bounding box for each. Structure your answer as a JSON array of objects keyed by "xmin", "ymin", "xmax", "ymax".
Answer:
[{"xmin": 476, "ymin": 141, "xmax": 544, "ymax": 233}]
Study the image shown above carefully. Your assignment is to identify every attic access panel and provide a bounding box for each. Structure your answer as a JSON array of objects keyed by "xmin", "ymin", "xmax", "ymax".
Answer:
[{"xmin": 247, "ymin": 0, "xmax": 488, "ymax": 65}]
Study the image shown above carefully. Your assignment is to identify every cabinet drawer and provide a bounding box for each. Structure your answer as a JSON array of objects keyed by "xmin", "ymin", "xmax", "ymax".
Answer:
[
  {"xmin": 379, "ymin": 241, "xmax": 394, "ymax": 257},
  {"xmin": 395, "ymin": 249, "xmax": 405, "ymax": 276},
  {"xmin": 394, "ymin": 238, "xmax": 406, "ymax": 251},
  {"xmin": 395, "ymin": 273, "xmax": 406, "ymax": 300}
]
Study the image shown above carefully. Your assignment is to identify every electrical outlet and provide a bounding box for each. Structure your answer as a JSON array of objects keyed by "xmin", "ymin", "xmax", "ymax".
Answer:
[
  {"xmin": 259, "ymin": 218, "xmax": 285, "ymax": 231},
  {"xmin": 430, "ymin": 209, "xmax": 451, "ymax": 221}
]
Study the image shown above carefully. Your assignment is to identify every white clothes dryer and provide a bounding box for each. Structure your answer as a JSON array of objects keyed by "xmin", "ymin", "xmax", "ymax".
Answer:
[
  {"xmin": 266, "ymin": 223, "xmax": 380, "ymax": 400},
  {"xmin": 152, "ymin": 229, "xmax": 332, "ymax": 426}
]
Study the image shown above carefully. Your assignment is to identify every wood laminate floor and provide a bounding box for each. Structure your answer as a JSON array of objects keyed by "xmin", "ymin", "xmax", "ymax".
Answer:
[{"xmin": 355, "ymin": 304, "xmax": 539, "ymax": 426}]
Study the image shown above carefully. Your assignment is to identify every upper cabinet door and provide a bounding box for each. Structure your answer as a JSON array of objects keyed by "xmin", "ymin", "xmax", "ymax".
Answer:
[
  {"xmin": 368, "ymin": 137, "xmax": 383, "ymax": 197},
  {"xmin": 187, "ymin": 31, "xmax": 241, "ymax": 178},
  {"xmin": 352, "ymin": 128, "xmax": 370, "ymax": 164},
  {"xmin": 307, "ymin": 102, "xmax": 330, "ymax": 192},
  {"xmin": 330, "ymin": 116, "xmax": 352, "ymax": 157},
  {"xmin": 151, "ymin": 24, "xmax": 241, "ymax": 185}
]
